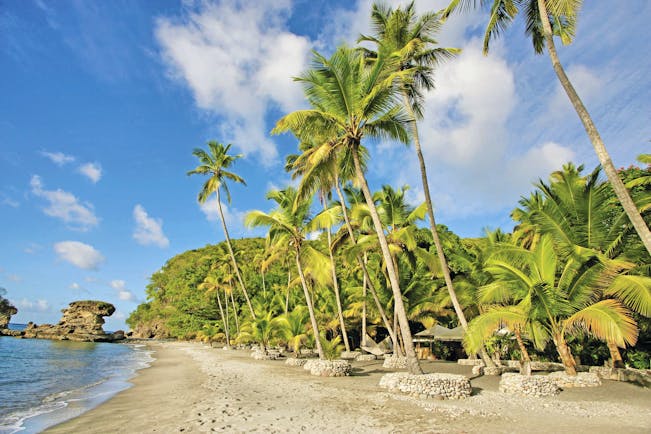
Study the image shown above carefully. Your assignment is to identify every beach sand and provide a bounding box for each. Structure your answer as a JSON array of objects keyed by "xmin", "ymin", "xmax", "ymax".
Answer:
[{"xmin": 45, "ymin": 342, "xmax": 651, "ymax": 433}]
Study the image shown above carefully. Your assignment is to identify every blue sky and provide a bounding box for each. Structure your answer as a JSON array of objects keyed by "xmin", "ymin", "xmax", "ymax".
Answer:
[{"xmin": 1, "ymin": 0, "xmax": 648, "ymax": 330}]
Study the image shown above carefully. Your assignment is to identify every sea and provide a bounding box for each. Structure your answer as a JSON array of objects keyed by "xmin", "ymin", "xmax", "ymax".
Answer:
[{"xmin": 0, "ymin": 324, "xmax": 154, "ymax": 434}]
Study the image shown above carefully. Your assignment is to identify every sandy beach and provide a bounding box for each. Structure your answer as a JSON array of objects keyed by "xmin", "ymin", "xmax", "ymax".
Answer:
[{"xmin": 45, "ymin": 342, "xmax": 651, "ymax": 433}]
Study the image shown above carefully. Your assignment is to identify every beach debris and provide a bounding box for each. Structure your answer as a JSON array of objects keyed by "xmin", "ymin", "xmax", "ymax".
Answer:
[
  {"xmin": 379, "ymin": 372, "xmax": 472, "ymax": 399},
  {"xmin": 355, "ymin": 354, "xmax": 377, "ymax": 362}
]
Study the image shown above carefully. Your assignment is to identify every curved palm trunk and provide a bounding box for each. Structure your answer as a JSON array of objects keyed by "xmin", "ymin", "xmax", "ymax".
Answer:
[
  {"xmin": 606, "ymin": 340, "xmax": 625, "ymax": 369},
  {"xmin": 537, "ymin": 0, "xmax": 651, "ymax": 255},
  {"xmin": 323, "ymin": 201, "xmax": 351, "ymax": 351},
  {"xmin": 285, "ymin": 267, "xmax": 291, "ymax": 315},
  {"xmin": 553, "ymin": 333, "xmax": 577, "ymax": 376},
  {"xmin": 514, "ymin": 329, "xmax": 531, "ymax": 375},
  {"xmin": 352, "ymin": 146, "xmax": 423, "ymax": 374},
  {"xmin": 334, "ymin": 180, "xmax": 400, "ymax": 351},
  {"xmin": 229, "ymin": 289, "xmax": 240, "ymax": 335},
  {"xmin": 215, "ymin": 188, "xmax": 256, "ymax": 318},
  {"xmin": 295, "ymin": 249, "xmax": 325, "ymax": 359},
  {"xmin": 403, "ymin": 93, "xmax": 495, "ymax": 369},
  {"xmin": 362, "ymin": 252, "xmax": 368, "ymax": 347},
  {"xmin": 215, "ymin": 287, "xmax": 230, "ymax": 348}
]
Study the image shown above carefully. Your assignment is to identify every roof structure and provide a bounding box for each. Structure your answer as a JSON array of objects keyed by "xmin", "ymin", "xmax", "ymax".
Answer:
[{"xmin": 413, "ymin": 325, "xmax": 464, "ymax": 342}]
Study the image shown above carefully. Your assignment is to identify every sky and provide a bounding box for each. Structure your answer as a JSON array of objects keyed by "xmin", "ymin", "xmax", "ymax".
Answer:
[{"xmin": 1, "ymin": 0, "xmax": 649, "ymax": 331}]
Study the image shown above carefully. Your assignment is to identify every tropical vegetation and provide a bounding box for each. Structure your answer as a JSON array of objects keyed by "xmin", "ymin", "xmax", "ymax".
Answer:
[{"xmin": 128, "ymin": 1, "xmax": 651, "ymax": 375}]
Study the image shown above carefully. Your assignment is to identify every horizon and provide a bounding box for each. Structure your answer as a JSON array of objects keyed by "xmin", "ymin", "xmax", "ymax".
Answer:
[{"xmin": 1, "ymin": 0, "xmax": 648, "ymax": 330}]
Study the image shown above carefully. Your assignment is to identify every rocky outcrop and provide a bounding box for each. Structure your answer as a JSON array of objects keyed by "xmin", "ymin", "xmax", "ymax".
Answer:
[
  {"xmin": 129, "ymin": 319, "xmax": 170, "ymax": 339},
  {"xmin": 7, "ymin": 300, "xmax": 125, "ymax": 342},
  {"xmin": 0, "ymin": 297, "xmax": 17, "ymax": 329}
]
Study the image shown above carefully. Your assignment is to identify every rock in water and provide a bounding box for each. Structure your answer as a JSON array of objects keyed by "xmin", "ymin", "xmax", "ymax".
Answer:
[
  {"xmin": 18, "ymin": 300, "xmax": 124, "ymax": 342},
  {"xmin": 0, "ymin": 296, "xmax": 17, "ymax": 329}
]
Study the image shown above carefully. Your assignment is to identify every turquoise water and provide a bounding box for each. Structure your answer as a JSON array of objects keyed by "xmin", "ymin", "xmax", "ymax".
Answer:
[{"xmin": 0, "ymin": 329, "xmax": 153, "ymax": 434}]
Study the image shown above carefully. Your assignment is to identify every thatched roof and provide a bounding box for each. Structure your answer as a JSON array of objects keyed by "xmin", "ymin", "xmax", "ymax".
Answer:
[{"xmin": 413, "ymin": 325, "xmax": 464, "ymax": 342}]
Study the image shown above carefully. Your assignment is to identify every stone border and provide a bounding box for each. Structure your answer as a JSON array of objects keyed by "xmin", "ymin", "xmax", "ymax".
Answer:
[{"xmin": 379, "ymin": 372, "xmax": 471, "ymax": 400}]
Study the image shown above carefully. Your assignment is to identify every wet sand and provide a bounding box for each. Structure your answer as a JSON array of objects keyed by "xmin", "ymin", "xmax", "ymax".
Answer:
[{"xmin": 45, "ymin": 342, "xmax": 651, "ymax": 433}]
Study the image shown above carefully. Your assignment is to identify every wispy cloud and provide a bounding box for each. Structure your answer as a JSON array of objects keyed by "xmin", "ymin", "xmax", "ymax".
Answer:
[
  {"xmin": 16, "ymin": 298, "xmax": 50, "ymax": 312},
  {"xmin": 78, "ymin": 162, "xmax": 102, "ymax": 183},
  {"xmin": 133, "ymin": 204, "xmax": 169, "ymax": 248},
  {"xmin": 110, "ymin": 279, "xmax": 137, "ymax": 302},
  {"xmin": 155, "ymin": 1, "xmax": 310, "ymax": 164},
  {"xmin": 54, "ymin": 241, "xmax": 104, "ymax": 270},
  {"xmin": 40, "ymin": 150, "xmax": 75, "ymax": 166},
  {"xmin": 0, "ymin": 193, "xmax": 19, "ymax": 208},
  {"xmin": 30, "ymin": 175, "xmax": 99, "ymax": 230}
]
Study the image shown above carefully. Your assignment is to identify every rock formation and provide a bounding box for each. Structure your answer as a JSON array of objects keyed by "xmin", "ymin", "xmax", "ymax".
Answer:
[
  {"xmin": 1, "ymin": 300, "xmax": 125, "ymax": 342},
  {"xmin": 0, "ymin": 296, "xmax": 17, "ymax": 329}
]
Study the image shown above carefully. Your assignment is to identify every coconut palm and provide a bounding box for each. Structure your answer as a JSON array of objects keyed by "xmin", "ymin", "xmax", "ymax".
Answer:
[
  {"xmin": 512, "ymin": 163, "xmax": 651, "ymax": 366},
  {"xmin": 287, "ymin": 146, "xmax": 400, "ymax": 353},
  {"xmin": 442, "ymin": 0, "xmax": 651, "ymax": 254},
  {"xmin": 359, "ymin": 2, "xmax": 499, "ymax": 368},
  {"xmin": 465, "ymin": 235, "xmax": 639, "ymax": 375},
  {"xmin": 245, "ymin": 187, "xmax": 332, "ymax": 359},
  {"xmin": 198, "ymin": 273, "xmax": 231, "ymax": 348},
  {"xmin": 273, "ymin": 46, "xmax": 424, "ymax": 374},
  {"xmin": 278, "ymin": 306, "xmax": 311, "ymax": 356},
  {"xmin": 188, "ymin": 141, "xmax": 256, "ymax": 318}
]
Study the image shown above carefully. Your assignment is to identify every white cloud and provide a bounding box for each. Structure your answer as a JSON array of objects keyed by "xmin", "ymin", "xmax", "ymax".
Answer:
[
  {"xmin": 546, "ymin": 64, "xmax": 602, "ymax": 122},
  {"xmin": 16, "ymin": 298, "xmax": 50, "ymax": 312},
  {"xmin": 133, "ymin": 204, "xmax": 170, "ymax": 248},
  {"xmin": 78, "ymin": 162, "xmax": 102, "ymax": 183},
  {"xmin": 69, "ymin": 282, "xmax": 80, "ymax": 290},
  {"xmin": 199, "ymin": 196, "xmax": 247, "ymax": 229},
  {"xmin": 24, "ymin": 243, "xmax": 42, "ymax": 255},
  {"xmin": 155, "ymin": 1, "xmax": 311, "ymax": 163},
  {"xmin": 1, "ymin": 193, "xmax": 19, "ymax": 208},
  {"xmin": 54, "ymin": 241, "xmax": 104, "ymax": 270},
  {"xmin": 40, "ymin": 150, "xmax": 75, "ymax": 166},
  {"xmin": 110, "ymin": 279, "xmax": 136, "ymax": 302},
  {"xmin": 30, "ymin": 175, "xmax": 99, "ymax": 231}
]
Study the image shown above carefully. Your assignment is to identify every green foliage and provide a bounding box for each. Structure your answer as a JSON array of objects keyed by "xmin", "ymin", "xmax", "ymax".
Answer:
[{"xmin": 319, "ymin": 335, "xmax": 344, "ymax": 360}]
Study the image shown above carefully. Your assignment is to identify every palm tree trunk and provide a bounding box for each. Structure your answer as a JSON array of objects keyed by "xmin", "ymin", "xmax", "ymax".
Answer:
[
  {"xmin": 215, "ymin": 287, "xmax": 230, "ymax": 349},
  {"xmin": 323, "ymin": 199, "xmax": 351, "ymax": 352},
  {"xmin": 334, "ymin": 179, "xmax": 400, "ymax": 351},
  {"xmin": 403, "ymin": 93, "xmax": 495, "ymax": 369},
  {"xmin": 215, "ymin": 188, "xmax": 257, "ymax": 318},
  {"xmin": 537, "ymin": 0, "xmax": 651, "ymax": 255},
  {"xmin": 514, "ymin": 329, "xmax": 531, "ymax": 375},
  {"xmin": 295, "ymin": 249, "xmax": 325, "ymax": 359},
  {"xmin": 352, "ymin": 146, "xmax": 423, "ymax": 374},
  {"xmin": 230, "ymin": 290, "xmax": 240, "ymax": 335},
  {"xmin": 606, "ymin": 340, "xmax": 625, "ymax": 369},
  {"xmin": 362, "ymin": 252, "xmax": 368, "ymax": 347},
  {"xmin": 223, "ymin": 288, "xmax": 231, "ymax": 348},
  {"xmin": 285, "ymin": 267, "xmax": 291, "ymax": 315},
  {"xmin": 262, "ymin": 269, "xmax": 266, "ymax": 297},
  {"xmin": 553, "ymin": 333, "xmax": 577, "ymax": 376}
]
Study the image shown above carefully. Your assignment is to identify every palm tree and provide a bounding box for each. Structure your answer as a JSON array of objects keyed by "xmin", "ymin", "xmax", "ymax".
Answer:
[
  {"xmin": 442, "ymin": 0, "xmax": 651, "ymax": 254},
  {"xmin": 188, "ymin": 141, "xmax": 256, "ymax": 319},
  {"xmin": 358, "ymin": 2, "xmax": 498, "ymax": 368},
  {"xmin": 245, "ymin": 187, "xmax": 332, "ymax": 359},
  {"xmin": 273, "ymin": 46, "xmax": 424, "ymax": 374},
  {"xmin": 466, "ymin": 235, "xmax": 638, "ymax": 375},
  {"xmin": 278, "ymin": 306, "xmax": 310, "ymax": 356},
  {"xmin": 512, "ymin": 163, "xmax": 651, "ymax": 366},
  {"xmin": 287, "ymin": 146, "xmax": 400, "ymax": 353},
  {"xmin": 198, "ymin": 273, "xmax": 231, "ymax": 348}
]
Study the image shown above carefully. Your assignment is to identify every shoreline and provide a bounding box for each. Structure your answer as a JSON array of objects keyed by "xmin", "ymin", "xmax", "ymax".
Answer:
[{"xmin": 45, "ymin": 342, "xmax": 651, "ymax": 433}]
